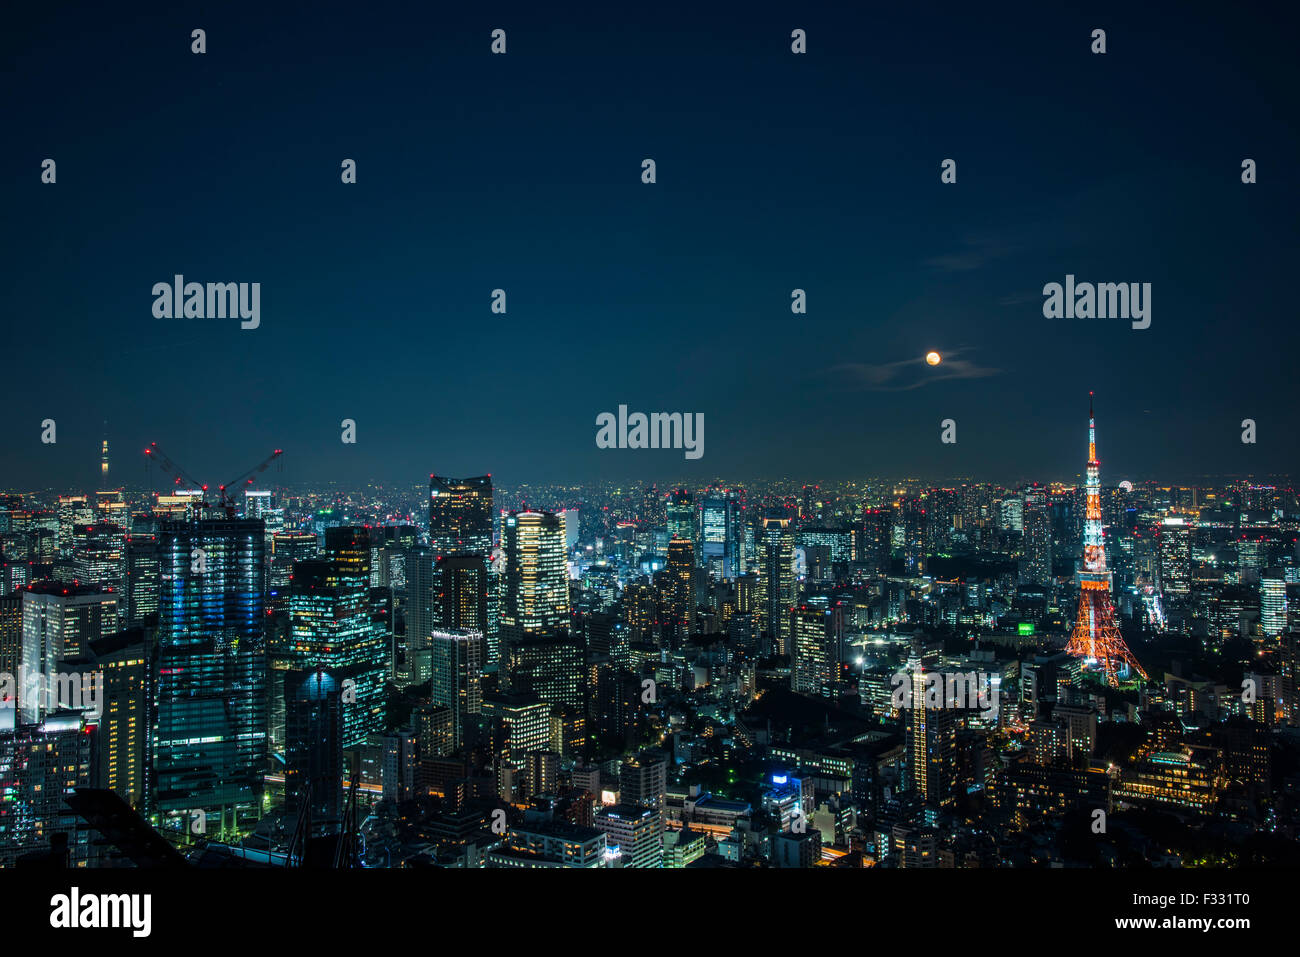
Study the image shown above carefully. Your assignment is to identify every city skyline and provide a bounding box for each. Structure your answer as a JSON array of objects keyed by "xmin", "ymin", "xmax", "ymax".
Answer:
[
  {"xmin": 2, "ymin": 0, "xmax": 1297, "ymax": 917},
  {"xmin": 8, "ymin": 396, "xmax": 1292, "ymax": 495}
]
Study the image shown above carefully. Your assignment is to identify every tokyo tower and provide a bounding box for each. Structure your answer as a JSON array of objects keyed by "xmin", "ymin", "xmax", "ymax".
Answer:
[{"xmin": 1064, "ymin": 394, "xmax": 1148, "ymax": 685}]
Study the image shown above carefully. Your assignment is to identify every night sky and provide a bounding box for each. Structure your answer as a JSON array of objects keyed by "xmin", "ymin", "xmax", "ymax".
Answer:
[{"xmin": 5, "ymin": 1, "xmax": 1298, "ymax": 491}]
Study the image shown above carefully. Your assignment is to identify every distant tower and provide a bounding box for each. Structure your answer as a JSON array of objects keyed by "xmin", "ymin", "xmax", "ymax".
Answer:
[
  {"xmin": 1064, "ymin": 395, "xmax": 1148, "ymax": 685},
  {"xmin": 100, "ymin": 422, "xmax": 110, "ymax": 489}
]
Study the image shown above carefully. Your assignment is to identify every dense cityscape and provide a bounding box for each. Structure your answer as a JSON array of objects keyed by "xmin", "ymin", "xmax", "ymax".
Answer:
[
  {"xmin": 5, "ymin": 3, "xmax": 1293, "ymax": 938},
  {"xmin": 1, "ymin": 402, "xmax": 1297, "ymax": 872}
]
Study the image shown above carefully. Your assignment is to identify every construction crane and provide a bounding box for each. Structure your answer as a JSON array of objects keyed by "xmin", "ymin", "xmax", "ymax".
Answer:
[
  {"xmin": 143, "ymin": 442, "xmax": 209, "ymax": 497},
  {"xmin": 218, "ymin": 448, "xmax": 284, "ymax": 511},
  {"xmin": 143, "ymin": 443, "xmax": 284, "ymax": 518}
]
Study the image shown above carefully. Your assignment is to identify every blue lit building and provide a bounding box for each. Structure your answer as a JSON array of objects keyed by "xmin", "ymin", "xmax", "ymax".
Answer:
[{"xmin": 153, "ymin": 518, "xmax": 267, "ymax": 834}]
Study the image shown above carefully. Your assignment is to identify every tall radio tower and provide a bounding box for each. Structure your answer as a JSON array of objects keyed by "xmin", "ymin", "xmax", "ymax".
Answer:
[
  {"xmin": 1064, "ymin": 394, "xmax": 1147, "ymax": 686},
  {"xmin": 100, "ymin": 420, "xmax": 110, "ymax": 489}
]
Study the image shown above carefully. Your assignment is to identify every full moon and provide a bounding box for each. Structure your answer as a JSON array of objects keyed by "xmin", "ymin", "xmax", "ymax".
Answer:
[{"xmin": 925, "ymin": 351, "xmax": 941, "ymax": 366}]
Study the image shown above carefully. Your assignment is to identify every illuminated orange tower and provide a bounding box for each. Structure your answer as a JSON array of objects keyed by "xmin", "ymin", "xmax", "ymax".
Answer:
[{"xmin": 1064, "ymin": 394, "xmax": 1147, "ymax": 685}]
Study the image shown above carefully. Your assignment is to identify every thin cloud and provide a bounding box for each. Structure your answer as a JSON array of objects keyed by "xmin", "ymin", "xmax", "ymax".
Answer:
[
  {"xmin": 830, "ymin": 349, "xmax": 1001, "ymax": 392},
  {"xmin": 998, "ymin": 291, "xmax": 1036, "ymax": 306},
  {"xmin": 925, "ymin": 234, "xmax": 1018, "ymax": 273}
]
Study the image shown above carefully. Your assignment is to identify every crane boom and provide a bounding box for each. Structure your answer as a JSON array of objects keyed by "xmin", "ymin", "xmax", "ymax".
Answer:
[
  {"xmin": 144, "ymin": 444, "xmax": 284, "ymax": 517},
  {"xmin": 143, "ymin": 442, "xmax": 207, "ymax": 493},
  {"xmin": 218, "ymin": 449, "xmax": 284, "ymax": 507}
]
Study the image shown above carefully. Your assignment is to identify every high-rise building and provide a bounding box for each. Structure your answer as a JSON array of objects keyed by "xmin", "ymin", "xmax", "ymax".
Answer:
[
  {"xmin": 504, "ymin": 632, "xmax": 584, "ymax": 709},
  {"xmin": 790, "ymin": 603, "xmax": 843, "ymax": 696},
  {"xmin": 1001, "ymin": 497, "xmax": 1024, "ymax": 532},
  {"xmin": 700, "ymin": 491, "xmax": 742, "ymax": 578},
  {"xmin": 1261, "ymin": 568, "xmax": 1288, "ymax": 637},
  {"xmin": 20, "ymin": 582, "xmax": 119, "ymax": 724},
  {"xmin": 0, "ymin": 711, "xmax": 96, "ymax": 867},
  {"xmin": 481, "ymin": 692, "xmax": 551, "ymax": 764},
  {"xmin": 269, "ymin": 530, "xmax": 318, "ymax": 613},
  {"xmin": 0, "ymin": 593, "xmax": 21, "ymax": 694},
  {"xmin": 428, "ymin": 474, "xmax": 496, "ymax": 663},
  {"xmin": 429, "ymin": 628, "xmax": 483, "ymax": 749},
  {"xmin": 1158, "ymin": 518, "xmax": 1193, "ymax": 597},
  {"xmin": 757, "ymin": 517, "xmax": 796, "ymax": 655},
  {"xmin": 859, "ymin": 508, "xmax": 892, "ymax": 576},
  {"xmin": 429, "ymin": 475, "xmax": 493, "ymax": 555},
  {"xmin": 665, "ymin": 538, "xmax": 695, "ymax": 639},
  {"xmin": 73, "ymin": 522, "xmax": 126, "ymax": 602},
  {"xmin": 56, "ymin": 496, "xmax": 92, "ymax": 557},
  {"xmin": 154, "ymin": 517, "xmax": 267, "ymax": 829},
  {"xmin": 621, "ymin": 578, "xmax": 657, "ymax": 646},
  {"xmin": 289, "ymin": 529, "xmax": 388, "ymax": 747},
  {"xmin": 500, "ymin": 511, "xmax": 570, "ymax": 652},
  {"xmin": 435, "ymin": 553, "xmax": 488, "ymax": 647},
  {"xmin": 619, "ymin": 752, "xmax": 667, "ymax": 810},
  {"xmin": 284, "ymin": 666, "xmax": 348, "ymax": 837},
  {"xmin": 595, "ymin": 803, "xmax": 663, "ymax": 868},
  {"xmin": 124, "ymin": 533, "xmax": 160, "ymax": 625},
  {"xmin": 904, "ymin": 646, "xmax": 956, "ymax": 807},
  {"xmin": 896, "ymin": 498, "xmax": 927, "ymax": 576},
  {"xmin": 64, "ymin": 627, "xmax": 150, "ymax": 809},
  {"xmin": 1020, "ymin": 487, "xmax": 1052, "ymax": 586},
  {"xmin": 404, "ymin": 545, "xmax": 436, "ymax": 685},
  {"xmin": 666, "ymin": 490, "xmax": 695, "ymax": 552}
]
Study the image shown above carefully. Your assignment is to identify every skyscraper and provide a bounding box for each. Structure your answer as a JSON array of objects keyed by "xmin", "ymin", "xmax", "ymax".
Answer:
[
  {"xmin": 289, "ymin": 530, "xmax": 388, "ymax": 747},
  {"xmin": 284, "ymin": 666, "xmax": 348, "ymax": 837},
  {"xmin": 73, "ymin": 522, "xmax": 126, "ymax": 604},
  {"xmin": 904, "ymin": 644, "xmax": 956, "ymax": 808},
  {"xmin": 859, "ymin": 507, "xmax": 892, "ymax": 577},
  {"xmin": 124, "ymin": 532, "xmax": 160, "ymax": 625},
  {"xmin": 504, "ymin": 632, "xmax": 584, "ymax": 709},
  {"xmin": 154, "ymin": 517, "xmax": 267, "ymax": 831},
  {"xmin": 666, "ymin": 489, "xmax": 695, "ymax": 551},
  {"xmin": 0, "ymin": 593, "xmax": 20, "ymax": 696},
  {"xmin": 429, "ymin": 628, "xmax": 483, "ymax": 749},
  {"xmin": 1020, "ymin": 487, "xmax": 1053, "ymax": 586},
  {"xmin": 435, "ymin": 552, "xmax": 489, "ymax": 646},
  {"xmin": 428, "ymin": 474, "xmax": 497, "ymax": 662},
  {"xmin": 429, "ymin": 475, "xmax": 493, "ymax": 555},
  {"xmin": 20, "ymin": 582, "xmax": 118, "ymax": 724},
  {"xmin": 0, "ymin": 711, "xmax": 96, "ymax": 867},
  {"xmin": 790, "ymin": 603, "xmax": 843, "ymax": 696},
  {"xmin": 1157, "ymin": 518, "xmax": 1193, "ymax": 597},
  {"xmin": 757, "ymin": 517, "xmax": 796, "ymax": 656},
  {"xmin": 896, "ymin": 498, "xmax": 927, "ymax": 576},
  {"xmin": 700, "ymin": 491, "xmax": 742, "ymax": 579},
  {"xmin": 64, "ymin": 627, "xmax": 150, "ymax": 809},
  {"xmin": 1261, "ymin": 568, "xmax": 1288, "ymax": 637},
  {"xmin": 665, "ymin": 538, "xmax": 695, "ymax": 640},
  {"xmin": 500, "ymin": 511, "xmax": 570, "ymax": 651},
  {"xmin": 56, "ymin": 496, "xmax": 91, "ymax": 557},
  {"xmin": 403, "ymin": 544, "xmax": 435, "ymax": 686},
  {"xmin": 269, "ymin": 530, "xmax": 318, "ymax": 613}
]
